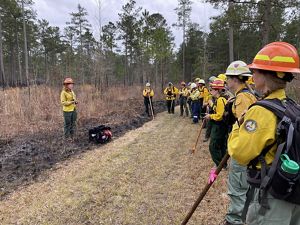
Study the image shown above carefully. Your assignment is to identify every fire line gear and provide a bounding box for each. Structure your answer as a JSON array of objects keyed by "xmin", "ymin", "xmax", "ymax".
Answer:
[
  {"xmin": 208, "ymin": 93, "xmax": 228, "ymax": 167},
  {"xmin": 211, "ymin": 79, "xmax": 225, "ymax": 90},
  {"xmin": 248, "ymin": 42, "xmax": 300, "ymax": 76},
  {"xmin": 226, "ymin": 61, "xmax": 252, "ymax": 77},
  {"xmin": 190, "ymin": 84, "xmax": 201, "ymax": 123},
  {"xmin": 164, "ymin": 84, "xmax": 178, "ymax": 114},
  {"xmin": 143, "ymin": 86, "xmax": 155, "ymax": 117},
  {"xmin": 89, "ymin": 125, "xmax": 112, "ymax": 144},
  {"xmin": 217, "ymin": 74, "xmax": 227, "ymax": 82},
  {"xmin": 209, "ymin": 76, "xmax": 216, "ymax": 84},
  {"xmin": 223, "ymin": 81, "xmax": 257, "ymax": 225},
  {"xmin": 60, "ymin": 82, "xmax": 77, "ymax": 138},
  {"xmin": 63, "ymin": 77, "xmax": 74, "ymax": 84},
  {"xmin": 179, "ymin": 85, "xmax": 189, "ymax": 117},
  {"xmin": 194, "ymin": 78, "xmax": 201, "ymax": 83},
  {"xmin": 181, "ymin": 81, "xmax": 186, "ymax": 86},
  {"xmin": 229, "ymin": 42, "xmax": 300, "ymax": 224}
]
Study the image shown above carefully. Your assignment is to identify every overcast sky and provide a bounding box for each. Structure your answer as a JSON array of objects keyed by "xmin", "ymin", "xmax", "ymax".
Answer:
[{"xmin": 34, "ymin": 0, "xmax": 220, "ymax": 47}]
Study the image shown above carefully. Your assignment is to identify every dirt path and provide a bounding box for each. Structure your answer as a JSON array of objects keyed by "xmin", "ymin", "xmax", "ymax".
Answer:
[{"xmin": 0, "ymin": 108, "xmax": 229, "ymax": 225}]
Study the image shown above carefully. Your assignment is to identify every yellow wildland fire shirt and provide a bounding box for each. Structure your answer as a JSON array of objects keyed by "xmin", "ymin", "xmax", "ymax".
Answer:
[
  {"xmin": 60, "ymin": 89, "xmax": 77, "ymax": 112},
  {"xmin": 228, "ymin": 89, "xmax": 286, "ymax": 167},
  {"xmin": 164, "ymin": 86, "xmax": 179, "ymax": 100},
  {"xmin": 210, "ymin": 96, "xmax": 227, "ymax": 121},
  {"xmin": 179, "ymin": 87, "xmax": 189, "ymax": 97},
  {"xmin": 190, "ymin": 89, "xmax": 200, "ymax": 101},
  {"xmin": 232, "ymin": 84, "xmax": 257, "ymax": 120},
  {"xmin": 199, "ymin": 86, "xmax": 209, "ymax": 103},
  {"xmin": 143, "ymin": 88, "xmax": 154, "ymax": 97}
]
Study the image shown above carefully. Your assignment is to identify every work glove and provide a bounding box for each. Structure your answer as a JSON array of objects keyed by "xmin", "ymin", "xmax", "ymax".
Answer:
[{"xmin": 208, "ymin": 167, "xmax": 217, "ymax": 184}]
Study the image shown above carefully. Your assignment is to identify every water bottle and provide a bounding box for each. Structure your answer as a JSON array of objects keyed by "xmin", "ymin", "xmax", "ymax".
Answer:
[{"xmin": 270, "ymin": 154, "xmax": 300, "ymax": 199}]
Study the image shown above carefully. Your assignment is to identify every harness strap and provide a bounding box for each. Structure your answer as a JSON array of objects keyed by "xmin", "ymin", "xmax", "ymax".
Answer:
[{"xmin": 241, "ymin": 186, "xmax": 255, "ymax": 222}]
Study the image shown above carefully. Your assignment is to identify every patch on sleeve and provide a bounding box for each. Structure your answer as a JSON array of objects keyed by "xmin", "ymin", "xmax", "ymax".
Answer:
[{"xmin": 244, "ymin": 120, "xmax": 257, "ymax": 133}]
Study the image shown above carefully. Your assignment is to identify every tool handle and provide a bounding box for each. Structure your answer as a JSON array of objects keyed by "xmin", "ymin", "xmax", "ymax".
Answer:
[{"xmin": 181, "ymin": 153, "xmax": 230, "ymax": 225}]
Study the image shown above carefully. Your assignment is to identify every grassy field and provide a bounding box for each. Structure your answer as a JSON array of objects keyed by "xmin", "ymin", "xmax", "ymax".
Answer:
[{"xmin": 0, "ymin": 108, "xmax": 229, "ymax": 225}]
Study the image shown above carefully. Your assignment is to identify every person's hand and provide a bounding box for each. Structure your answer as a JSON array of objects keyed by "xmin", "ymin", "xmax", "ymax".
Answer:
[
  {"xmin": 74, "ymin": 100, "xmax": 78, "ymax": 105},
  {"xmin": 208, "ymin": 167, "xmax": 218, "ymax": 184},
  {"xmin": 204, "ymin": 114, "xmax": 211, "ymax": 120}
]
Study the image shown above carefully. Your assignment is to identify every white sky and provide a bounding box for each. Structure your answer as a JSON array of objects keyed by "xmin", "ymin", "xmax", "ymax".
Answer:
[{"xmin": 34, "ymin": 0, "xmax": 220, "ymax": 48}]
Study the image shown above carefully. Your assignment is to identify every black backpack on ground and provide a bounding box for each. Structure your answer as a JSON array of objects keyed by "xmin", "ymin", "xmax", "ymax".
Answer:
[
  {"xmin": 243, "ymin": 97, "xmax": 300, "ymax": 219},
  {"xmin": 89, "ymin": 125, "xmax": 112, "ymax": 144}
]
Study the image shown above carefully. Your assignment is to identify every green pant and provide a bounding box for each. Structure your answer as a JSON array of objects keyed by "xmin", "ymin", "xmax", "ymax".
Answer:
[
  {"xmin": 247, "ymin": 189, "xmax": 300, "ymax": 225},
  {"xmin": 225, "ymin": 159, "xmax": 249, "ymax": 225},
  {"xmin": 63, "ymin": 110, "xmax": 77, "ymax": 138},
  {"xmin": 205, "ymin": 120, "xmax": 212, "ymax": 139},
  {"xmin": 209, "ymin": 121, "xmax": 228, "ymax": 167}
]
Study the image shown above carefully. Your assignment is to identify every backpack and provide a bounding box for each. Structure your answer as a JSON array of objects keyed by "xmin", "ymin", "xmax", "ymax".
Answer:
[
  {"xmin": 244, "ymin": 97, "xmax": 300, "ymax": 217},
  {"xmin": 223, "ymin": 88, "xmax": 256, "ymax": 127},
  {"xmin": 89, "ymin": 125, "xmax": 112, "ymax": 144}
]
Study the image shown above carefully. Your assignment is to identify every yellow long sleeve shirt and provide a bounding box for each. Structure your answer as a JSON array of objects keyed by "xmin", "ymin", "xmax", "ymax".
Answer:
[
  {"xmin": 143, "ymin": 88, "xmax": 154, "ymax": 97},
  {"xmin": 179, "ymin": 87, "xmax": 189, "ymax": 97},
  {"xmin": 190, "ymin": 89, "xmax": 200, "ymax": 101},
  {"xmin": 232, "ymin": 84, "xmax": 257, "ymax": 120},
  {"xmin": 228, "ymin": 89, "xmax": 286, "ymax": 167},
  {"xmin": 199, "ymin": 86, "xmax": 209, "ymax": 103},
  {"xmin": 164, "ymin": 86, "xmax": 179, "ymax": 100},
  {"xmin": 60, "ymin": 89, "xmax": 77, "ymax": 112},
  {"xmin": 210, "ymin": 96, "xmax": 227, "ymax": 121}
]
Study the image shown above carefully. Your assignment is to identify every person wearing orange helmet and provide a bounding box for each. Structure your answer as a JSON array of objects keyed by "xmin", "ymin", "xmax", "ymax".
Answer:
[
  {"xmin": 204, "ymin": 79, "xmax": 228, "ymax": 168},
  {"xmin": 60, "ymin": 77, "xmax": 78, "ymax": 139},
  {"xmin": 178, "ymin": 81, "xmax": 189, "ymax": 117},
  {"xmin": 228, "ymin": 42, "xmax": 300, "ymax": 225}
]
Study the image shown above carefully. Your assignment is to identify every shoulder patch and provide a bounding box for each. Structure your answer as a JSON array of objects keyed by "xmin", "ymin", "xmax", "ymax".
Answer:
[{"xmin": 244, "ymin": 119, "xmax": 257, "ymax": 133}]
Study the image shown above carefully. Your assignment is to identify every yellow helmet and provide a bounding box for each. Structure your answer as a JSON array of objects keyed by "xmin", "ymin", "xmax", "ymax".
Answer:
[{"xmin": 217, "ymin": 74, "xmax": 227, "ymax": 82}]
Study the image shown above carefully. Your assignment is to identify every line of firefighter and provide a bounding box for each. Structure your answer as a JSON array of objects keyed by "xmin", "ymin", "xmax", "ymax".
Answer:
[{"xmin": 141, "ymin": 64, "xmax": 259, "ymax": 224}]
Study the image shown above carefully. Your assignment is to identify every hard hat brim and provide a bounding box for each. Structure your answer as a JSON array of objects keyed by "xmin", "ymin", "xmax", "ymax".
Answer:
[
  {"xmin": 248, "ymin": 63, "xmax": 300, "ymax": 75},
  {"xmin": 225, "ymin": 73, "xmax": 252, "ymax": 77}
]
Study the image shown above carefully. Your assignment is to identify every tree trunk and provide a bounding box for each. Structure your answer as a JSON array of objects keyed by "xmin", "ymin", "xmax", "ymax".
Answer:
[
  {"xmin": 228, "ymin": 0, "xmax": 234, "ymax": 63},
  {"xmin": 0, "ymin": 15, "xmax": 6, "ymax": 89},
  {"xmin": 262, "ymin": 0, "xmax": 271, "ymax": 45},
  {"xmin": 16, "ymin": 29, "xmax": 23, "ymax": 86},
  {"xmin": 22, "ymin": 0, "xmax": 30, "ymax": 99},
  {"xmin": 182, "ymin": 21, "xmax": 186, "ymax": 81}
]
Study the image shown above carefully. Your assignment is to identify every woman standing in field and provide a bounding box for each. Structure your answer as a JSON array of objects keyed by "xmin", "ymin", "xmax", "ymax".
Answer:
[{"xmin": 60, "ymin": 78, "xmax": 78, "ymax": 139}]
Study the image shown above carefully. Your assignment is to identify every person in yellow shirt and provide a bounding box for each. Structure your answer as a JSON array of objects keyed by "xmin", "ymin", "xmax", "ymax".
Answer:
[
  {"xmin": 190, "ymin": 83, "xmax": 201, "ymax": 123},
  {"xmin": 60, "ymin": 78, "xmax": 78, "ymax": 139},
  {"xmin": 198, "ymin": 79, "xmax": 209, "ymax": 119},
  {"xmin": 178, "ymin": 81, "xmax": 189, "ymax": 117},
  {"xmin": 142, "ymin": 82, "xmax": 155, "ymax": 117},
  {"xmin": 222, "ymin": 61, "xmax": 257, "ymax": 225},
  {"xmin": 164, "ymin": 82, "xmax": 178, "ymax": 114},
  {"xmin": 228, "ymin": 42, "xmax": 300, "ymax": 225},
  {"xmin": 204, "ymin": 79, "xmax": 228, "ymax": 167}
]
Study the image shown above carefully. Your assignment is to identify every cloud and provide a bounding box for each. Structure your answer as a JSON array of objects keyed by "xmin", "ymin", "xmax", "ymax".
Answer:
[{"xmin": 34, "ymin": 0, "xmax": 220, "ymax": 47}]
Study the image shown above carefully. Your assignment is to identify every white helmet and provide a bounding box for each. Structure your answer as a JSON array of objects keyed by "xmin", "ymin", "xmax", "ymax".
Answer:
[
  {"xmin": 190, "ymin": 83, "xmax": 197, "ymax": 89},
  {"xmin": 199, "ymin": 79, "xmax": 205, "ymax": 84},
  {"xmin": 225, "ymin": 60, "xmax": 252, "ymax": 77},
  {"xmin": 146, "ymin": 82, "xmax": 150, "ymax": 87},
  {"xmin": 209, "ymin": 76, "xmax": 216, "ymax": 83}
]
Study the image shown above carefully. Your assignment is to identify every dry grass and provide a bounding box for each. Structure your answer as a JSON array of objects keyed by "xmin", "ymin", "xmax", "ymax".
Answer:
[
  {"xmin": 0, "ymin": 109, "xmax": 229, "ymax": 225},
  {"xmin": 0, "ymin": 85, "xmax": 163, "ymax": 140}
]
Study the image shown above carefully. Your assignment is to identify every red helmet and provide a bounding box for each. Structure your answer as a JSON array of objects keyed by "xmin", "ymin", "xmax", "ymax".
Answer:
[
  {"xmin": 248, "ymin": 42, "xmax": 300, "ymax": 75},
  {"xmin": 211, "ymin": 79, "xmax": 225, "ymax": 90},
  {"xmin": 63, "ymin": 77, "xmax": 74, "ymax": 84}
]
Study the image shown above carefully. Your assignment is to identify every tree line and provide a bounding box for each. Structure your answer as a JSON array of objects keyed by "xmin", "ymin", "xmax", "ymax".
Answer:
[{"xmin": 0, "ymin": 0, "xmax": 299, "ymax": 91}]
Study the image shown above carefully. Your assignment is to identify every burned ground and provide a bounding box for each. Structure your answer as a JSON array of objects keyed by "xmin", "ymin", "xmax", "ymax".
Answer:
[
  {"xmin": 0, "ymin": 108, "xmax": 228, "ymax": 225},
  {"xmin": 0, "ymin": 100, "xmax": 166, "ymax": 198}
]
